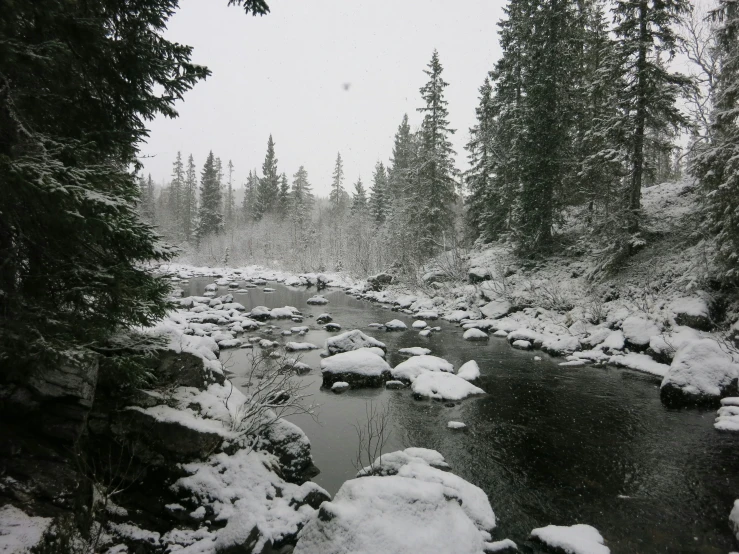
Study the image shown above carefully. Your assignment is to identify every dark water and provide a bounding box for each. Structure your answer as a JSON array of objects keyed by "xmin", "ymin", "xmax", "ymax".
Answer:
[{"xmin": 183, "ymin": 277, "xmax": 739, "ymax": 553}]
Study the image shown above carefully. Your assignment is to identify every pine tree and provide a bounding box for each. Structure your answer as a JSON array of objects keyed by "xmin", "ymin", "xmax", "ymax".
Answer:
[
  {"xmin": 169, "ymin": 151, "xmax": 185, "ymax": 238},
  {"xmin": 415, "ymin": 50, "xmax": 458, "ymax": 257},
  {"xmin": 386, "ymin": 114, "xmax": 418, "ymax": 267},
  {"xmin": 351, "ymin": 177, "xmax": 368, "ymax": 214},
  {"xmin": 692, "ymin": 0, "xmax": 739, "ymax": 282},
  {"xmin": 612, "ymin": 0, "xmax": 692, "ymax": 236},
  {"xmin": 291, "ymin": 165, "xmax": 314, "ymax": 224},
  {"xmin": 329, "ymin": 152, "xmax": 346, "ymax": 214},
  {"xmin": 139, "ymin": 174, "xmax": 156, "ymax": 223},
  {"xmin": 183, "ymin": 154, "xmax": 198, "ymax": 242},
  {"xmin": 196, "ymin": 151, "xmax": 224, "ymax": 239},
  {"xmin": 277, "ymin": 173, "xmax": 290, "ymax": 219},
  {"xmin": 224, "ymin": 160, "xmax": 235, "ymax": 229},
  {"xmin": 369, "ymin": 162, "xmax": 389, "ymax": 223},
  {"xmin": 242, "ymin": 170, "xmax": 258, "ymax": 223},
  {"xmin": 255, "ymin": 135, "xmax": 280, "ymax": 220}
]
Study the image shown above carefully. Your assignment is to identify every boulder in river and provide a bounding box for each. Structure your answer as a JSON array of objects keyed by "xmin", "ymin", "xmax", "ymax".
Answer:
[
  {"xmin": 321, "ymin": 349, "xmax": 392, "ymax": 388},
  {"xmin": 367, "ymin": 272, "xmax": 394, "ymax": 291},
  {"xmin": 325, "ymin": 329, "xmax": 386, "ymax": 355}
]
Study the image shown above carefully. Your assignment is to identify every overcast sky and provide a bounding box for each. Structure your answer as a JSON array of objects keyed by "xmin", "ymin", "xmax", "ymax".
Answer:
[{"xmin": 140, "ymin": 0, "xmax": 505, "ymax": 196}]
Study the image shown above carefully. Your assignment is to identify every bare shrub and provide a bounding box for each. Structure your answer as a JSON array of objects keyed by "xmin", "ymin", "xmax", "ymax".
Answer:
[{"xmin": 352, "ymin": 401, "xmax": 392, "ymax": 476}]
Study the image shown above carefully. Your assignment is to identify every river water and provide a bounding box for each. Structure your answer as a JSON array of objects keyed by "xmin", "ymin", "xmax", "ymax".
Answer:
[{"xmin": 184, "ymin": 277, "xmax": 739, "ymax": 553}]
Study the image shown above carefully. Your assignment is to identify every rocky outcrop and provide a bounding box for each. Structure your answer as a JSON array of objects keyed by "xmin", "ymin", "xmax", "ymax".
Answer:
[{"xmin": 367, "ymin": 272, "xmax": 394, "ymax": 291}]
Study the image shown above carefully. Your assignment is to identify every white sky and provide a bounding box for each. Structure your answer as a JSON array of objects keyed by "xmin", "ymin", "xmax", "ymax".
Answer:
[{"xmin": 140, "ymin": 0, "xmax": 505, "ymax": 196}]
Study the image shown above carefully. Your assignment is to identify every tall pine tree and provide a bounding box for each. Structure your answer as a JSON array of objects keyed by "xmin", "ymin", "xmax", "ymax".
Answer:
[
  {"xmin": 329, "ymin": 152, "xmax": 346, "ymax": 215},
  {"xmin": 369, "ymin": 162, "xmax": 389, "ymax": 223},
  {"xmin": 196, "ymin": 151, "xmax": 224, "ymax": 239},
  {"xmin": 183, "ymin": 154, "xmax": 198, "ymax": 242},
  {"xmin": 415, "ymin": 50, "xmax": 458, "ymax": 257},
  {"xmin": 255, "ymin": 135, "xmax": 280, "ymax": 220},
  {"xmin": 169, "ymin": 151, "xmax": 184, "ymax": 238},
  {"xmin": 351, "ymin": 177, "xmax": 368, "ymax": 214},
  {"xmin": 224, "ymin": 160, "xmax": 235, "ymax": 230}
]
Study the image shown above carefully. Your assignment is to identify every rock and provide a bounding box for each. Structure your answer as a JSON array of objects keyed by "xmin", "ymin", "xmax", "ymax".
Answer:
[
  {"xmin": 307, "ymin": 295, "xmax": 328, "ymax": 305},
  {"xmin": 315, "ymin": 313, "xmax": 333, "ymax": 325},
  {"xmin": 325, "ymin": 329, "xmax": 386, "ymax": 356},
  {"xmin": 669, "ymin": 297, "xmax": 713, "ymax": 331},
  {"xmin": 468, "ymin": 267, "xmax": 491, "ymax": 284},
  {"xmin": 331, "ymin": 382, "xmax": 350, "ymax": 393},
  {"xmin": 622, "ymin": 315, "xmax": 662, "ymax": 350},
  {"xmin": 323, "ymin": 323, "xmax": 341, "ymax": 332},
  {"xmin": 480, "ymin": 300, "xmax": 511, "ymax": 320},
  {"xmin": 321, "ymin": 349, "xmax": 392, "ymax": 388},
  {"xmin": 415, "ymin": 310, "xmax": 439, "ymax": 320},
  {"xmin": 730, "ymin": 499, "xmax": 739, "ymax": 542},
  {"xmin": 463, "ymin": 329, "xmax": 489, "ymax": 341},
  {"xmin": 660, "ymin": 338, "xmax": 739, "ymax": 406},
  {"xmin": 530, "ymin": 524, "xmax": 610, "ymax": 554},
  {"xmin": 259, "ymin": 418, "xmax": 319, "ymax": 483},
  {"xmin": 385, "ymin": 380, "xmax": 406, "ymax": 390},
  {"xmin": 447, "ymin": 421, "xmax": 467, "ymax": 430},
  {"xmin": 285, "ymin": 342, "xmax": 319, "ymax": 352},
  {"xmin": 411, "ymin": 372, "xmax": 485, "ymax": 401},
  {"xmin": 385, "ymin": 319, "xmax": 408, "ymax": 331},
  {"xmin": 422, "ymin": 270, "xmax": 447, "ymax": 284},
  {"xmin": 392, "ymin": 355, "xmax": 454, "ymax": 382},
  {"xmin": 398, "ymin": 347, "xmax": 431, "ymax": 357},
  {"xmin": 367, "ymin": 273, "xmax": 394, "ymax": 291},
  {"xmin": 412, "ymin": 320, "xmax": 428, "ymax": 329},
  {"xmin": 457, "ymin": 361, "xmax": 481, "ymax": 381},
  {"xmin": 511, "ymin": 339, "xmax": 532, "ymax": 350}
]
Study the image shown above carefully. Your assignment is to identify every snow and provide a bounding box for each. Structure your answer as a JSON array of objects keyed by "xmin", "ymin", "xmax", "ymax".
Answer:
[
  {"xmin": 357, "ymin": 447, "xmax": 451, "ymax": 477},
  {"xmin": 661, "ymin": 338, "xmax": 739, "ymax": 399},
  {"xmin": 294, "ymin": 475, "xmax": 489, "ymax": 554},
  {"xmin": 484, "ymin": 539, "xmax": 518, "ymax": 552},
  {"xmin": 415, "ymin": 310, "xmax": 439, "ymax": 320},
  {"xmin": 0, "ymin": 504, "xmax": 52, "ymax": 553},
  {"xmin": 173, "ymin": 449, "xmax": 328, "ymax": 553},
  {"xmin": 392, "ymin": 355, "xmax": 454, "ymax": 381},
  {"xmin": 285, "ymin": 342, "xmax": 319, "ymax": 351},
  {"xmin": 609, "ymin": 353, "xmax": 669, "ymax": 378},
  {"xmin": 512, "ymin": 339, "xmax": 532, "ymax": 350},
  {"xmin": 398, "ymin": 347, "xmax": 431, "ymax": 356},
  {"xmin": 457, "ymin": 360, "xmax": 481, "ymax": 381},
  {"xmin": 307, "ymin": 295, "xmax": 328, "ymax": 305},
  {"xmin": 448, "ymin": 421, "xmax": 467, "ymax": 429},
  {"xmin": 480, "ymin": 300, "xmax": 511, "ymax": 320},
  {"xmin": 412, "ymin": 372, "xmax": 485, "ymax": 401},
  {"xmin": 325, "ymin": 330, "xmax": 386, "ymax": 355},
  {"xmin": 412, "ymin": 320, "xmax": 428, "ymax": 329},
  {"xmin": 321, "ymin": 349, "xmax": 391, "ymax": 377},
  {"xmin": 669, "ymin": 296, "xmax": 710, "ymax": 319},
  {"xmin": 384, "ymin": 319, "xmax": 408, "ymax": 330},
  {"xmin": 530, "ymin": 524, "xmax": 610, "ymax": 554},
  {"xmin": 464, "ymin": 328, "xmax": 489, "ymax": 341},
  {"xmin": 730, "ymin": 500, "xmax": 739, "ymax": 542},
  {"xmin": 721, "ymin": 397, "xmax": 739, "ymax": 406},
  {"xmin": 621, "ymin": 315, "xmax": 662, "ymax": 347},
  {"xmin": 331, "ymin": 382, "xmax": 350, "ymax": 392}
]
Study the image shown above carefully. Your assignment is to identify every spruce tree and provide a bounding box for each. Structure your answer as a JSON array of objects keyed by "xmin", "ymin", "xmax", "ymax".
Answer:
[
  {"xmin": 386, "ymin": 114, "xmax": 418, "ymax": 267},
  {"xmin": 692, "ymin": 0, "xmax": 739, "ymax": 282},
  {"xmin": 291, "ymin": 165, "xmax": 314, "ymax": 224},
  {"xmin": 224, "ymin": 160, "xmax": 235, "ymax": 229},
  {"xmin": 255, "ymin": 135, "xmax": 280, "ymax": 220},
  {"xmin": 415, "ymin": 50, "xmax": 458, "ymax": 256},
  {"xmin": 329, "ymin": 152, "xmax": 346, "ymax": 214},
  {"xmin": 196, "ymin": 151, "xmax": 224, "ymax": 239},
  {"xmin": 169, "ymin": 151, "xmax": 185, "ymax": 238},
  {"xmin": 242, "ymin": 170, "xmax": 258, "ymax": 222},
  {"xmin": 369, "ymin": 162, "xmax": 389, "ymax": 223},
  {"xmin": 612, "ymin": 0, "xmax": 692, "ymax": 236},
  {"xmin": 183, "ymin": 154, "xmax": 198, "ymax": 242},
  {"xmin": 351, "ymin": 177, "xmax": 368, "ymax": 214},
  {"xmin": 277, "ymin": 173, "xmax": 290, "ymax": 219}
]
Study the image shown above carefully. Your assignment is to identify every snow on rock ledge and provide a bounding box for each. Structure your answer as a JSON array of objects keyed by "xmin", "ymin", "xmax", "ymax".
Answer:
[
  {"xmin": 412, "ymin": 372, "xmax": 485, "ymax": 401},
  {"xmin": 325, "ymin": 329, "xmax": 386, "ymax": 355},
  {"xmin": 321, "ymin": 348, "xmax": 392, "ymax": 388}
]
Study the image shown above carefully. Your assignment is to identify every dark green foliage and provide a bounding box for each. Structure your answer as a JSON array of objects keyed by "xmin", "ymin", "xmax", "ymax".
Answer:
[
  {"xmin": 369, "ymin": 162, "xmax": 389, "ymax": 223},
  {"xmin": 196, "ymin": 151, "xmax": 224, "ymax": 239},
  {"xmin": 351, "ymin": 177, "xmax": 368, "ymax": 214},
  {"xmin": 415, "ymin": 50, "xmax": 458, "ymax": 257},
  {"xmin": 277, "ymin": 172, "xmax": 290, "ymax": 219},
  {"xmin": 183, "ymin": 154, "xmax": 198, "ymax": 241},
  {"xmin": 329, "ymin": 152, "xmax": 346, "ymax": 214},
  {"xmin": 255, "ymin": 135, "xmax": 280, "ymax": 219}
]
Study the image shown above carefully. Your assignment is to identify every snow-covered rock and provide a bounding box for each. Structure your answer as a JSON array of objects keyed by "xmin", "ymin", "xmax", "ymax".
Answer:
[
  {"xmin": 512, "ymin": 339, "xmax": 532, "ymax": 350},
  {"xmin": 307, "ymin": 295, "xmax": 329, "ymax": 305},
  {"xmin": 416, "ymin": 310, "xmax": 439, "ymax": 320},
  {"xmin": 385, "ymin": 380, "xmax": 406, "ymax": 389},
  {"xmin": 730, "ymin": 499, "xmax": 739, "ymax": 542},
  {"xmin": 457, "ymin": 360, "xmax": 481, "ymax": 381},
  {"xmin": 464, "ymin": 328, "xmax": 489, "ymax": 341},
  {"xmin": 411, "ymin": 372, "xmax": 485, "ymax": 401},
  {"xmin": 0, "ymin": 504, "xmax": 52, "ymax": 553},
  {"xmin": 385, "ymin": 319, "xmax": 408, "ymax": 331},
  {"xmin": 331, "ymin": 381, "xmax": 350, "ymax": 393},
  {"xmin": 398, "ymin": 347, "xmax": 432, "ymax": 357},
  {"xmin": 392, "ymin": 355, "xmax": 454, "ymax": 382},
  {"xmin": 285, "ymin": 342, "xmax": 319, "ymax": 352},
  {"xmin": 412, "ymin": 320, "xmax": 428, "ymax": 329},
  {"xmin": 357, "ymin": 447, "xmax": 450, "ymax": 477},
  {"xmin": 316, "ymin": 313, "xmax": 333, "ymax": 324},
  {"xmin": 530, "ymin": 524, "xmax": 609, "ymax": 554},
  {"xmin": 448, "ymin": 421, "xmax": 467, "ymax": 430},
  {"xmin": 660, "ymin": 338, "xmax": 739, "ymax": 405},
  {"xmin": 609, "ymin": 353, "xmax": 669, "ymax": 378},
  {"xmin": 669, "ymin": 296, "xmax": 713, "ymax": 331},
  {"xmin": 325, "ymin": 329, "xmax": 386, "ymax": 355},
  {"xmin": 480, "ymin": 300, "xmax": 511, "ymax": 320},
  {"xmin": 621, "ymin": 315, "xmax": 662, "ymax": 349},
  {"xmin": 321, "ymin": 348, "xmax": 392, "ymax": 387},
  {"xmin": 324, "ymin": 323, "xmax": 342, "ymax": 331}
]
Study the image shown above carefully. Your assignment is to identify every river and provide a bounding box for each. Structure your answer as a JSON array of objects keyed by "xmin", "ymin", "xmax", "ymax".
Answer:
[{"xmin": 184, "ymin": 277, "xmax": 739, "ymax": 553}]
